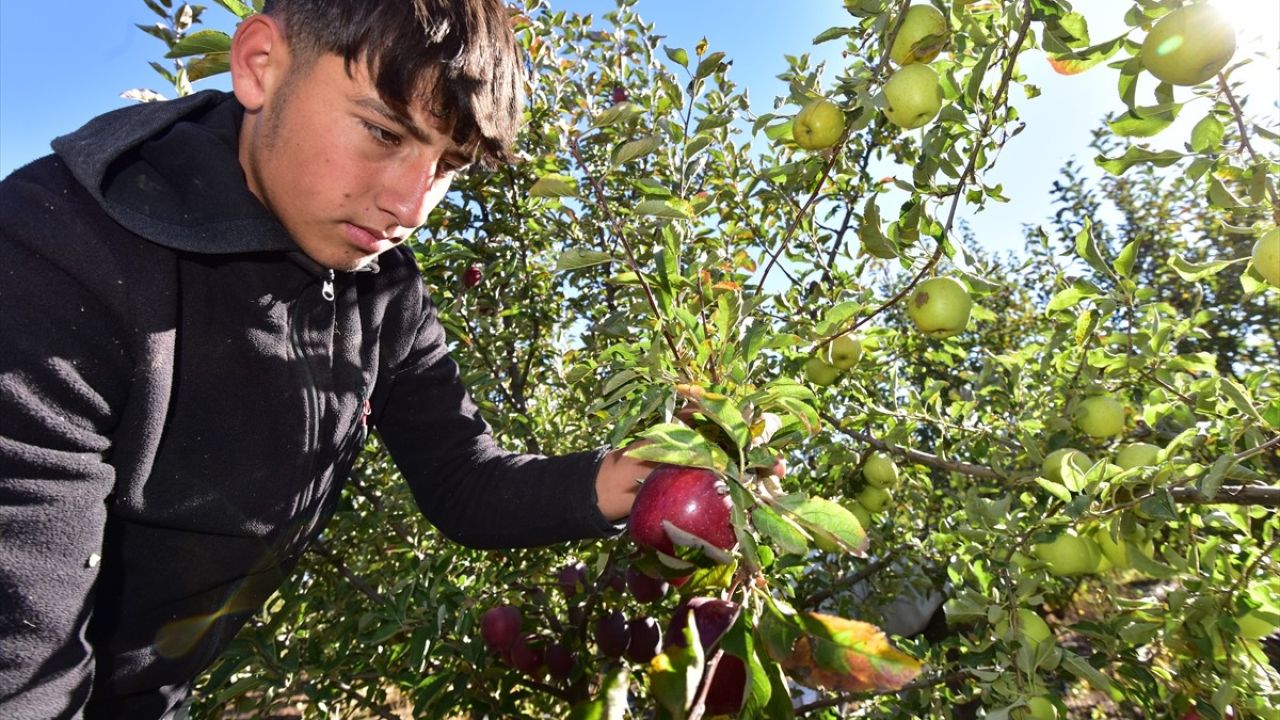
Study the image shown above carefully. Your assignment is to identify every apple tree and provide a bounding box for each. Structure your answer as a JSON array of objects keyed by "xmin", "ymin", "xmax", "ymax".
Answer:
[{"xmin": 126, "ymin": 0, "xmax": 1279, "ymax": 717}]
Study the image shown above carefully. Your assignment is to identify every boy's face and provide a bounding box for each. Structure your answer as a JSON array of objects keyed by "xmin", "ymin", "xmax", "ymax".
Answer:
[{"xmin": 240, "ymin": 52, "xmax": 473, "ymax": 271}]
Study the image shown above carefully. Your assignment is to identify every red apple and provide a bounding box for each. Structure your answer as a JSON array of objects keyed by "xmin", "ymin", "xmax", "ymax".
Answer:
[
  {"xmin": 626, "ymin": 567, "xmax": 670, "ymax": 603},
  {"xmin": 665, "ymin": 598, "xmax": 747, "ymax": 716},
  {"xmin": 612, "ymin": 86, "xmax": 628, "ymax": 104},
  {"xmin": 463, "ymin": 264, "xmax": 483, "ymax": 289},
  {"xmin": 626, "ymin": 617, "xmax": 663, "ymax": 663},
  {"xmin": 545, "ymin": 643, "xmax": 575, "ymax": 678},
  {"xmin": 628, "ymin": 465, "xmax": 735, "ymax": 560},
  {"xmin": 595, "ymin": 610, "xmax": 630, "ymax": 658},
  {"xmin": 480, "ymin": 606, "xmax": 521, "ymax": 652},
  {"xmin": 557, "ymin": 562, "xmax": 589, "ymax": 596},
  {"xmin": 509, "ymin": 634, "xmax": 545, "ymax": 676}
]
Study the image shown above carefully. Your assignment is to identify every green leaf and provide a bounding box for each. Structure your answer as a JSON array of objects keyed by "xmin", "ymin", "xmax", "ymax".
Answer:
[
  {"xmin": 1218, "ymin": 377, "xmax": 1268, "ymax": 426},
  {"xmin": 813, "ymin": 26, "xmax": 850, "ymax": 44},
  {"xmin": 211, "ymin": 0, "xmax": 255, "ymax": 18},
  {"xmin": 629, "ymin": 424, "xmax": 730, "ymax": 472},
  {"xmin": 696, "ymin": 392, "xmax": 751, "ymax": 449},
  {"xmin": 1095, "ymin": 147, "xmax": 1184, "ymax": 175},
  {"xmin": 664, "ymin": 46, "xmax": 689, "ymax": 68},
  {"xmin": 1074, "ymin": 219, "xmax": 1113, "ymax": 279},
  {"xmin": 1046, "ymin": 278, "xmax": 1103, "ymax": 314},
  {"xmin": 1034, "ymin": 477, "xmax": 1073, "ymax": 503},
  {"xmin": 529, "ymin": 173, "xmax": 578, "ymax": 197},
  {"xmin": 633, "ymin": 178, "xmax": 674, "ymax": 197},
  {"xmin": 694, "ymin": 51, "xmax": 726, "ymax": 79},
  {"xmin": 1167, "ymin": 253, "xmax": 1244, "ymax": 281},
  {"xmin": 1060, "ymin": 650, "xmax": 1113, "ymax": 691},
  {"xmin": 774, "ymin": 495, "xmax": 869, "ymax": 555},
  {"xmin": 751, "ymin": 506, "xmax": 810, "ymax": 556},
  {"xmin": 1107, "ymin": 103, "xmax": 1181, "ymax": 138},
  {"xmin": 555, "ymin": 248, "xmax": 615, "ymax": 273},
  {"xmin": 1114, "ymin": 239, "xmax": 1139, "ymax": 278},
  {"xmin": 1191, "ymin": 114, "xmax": 1226, "ymax": 152},
  {"xmin": 164, "ymin": 29, "xmax": 232, "ymax": 58},
  {"xmin": 636, "ymin": 198, "xmax": 696, "ymax": 220},
  {"xmin": 614, "ymin": 135, "xmax": 663, "ymax": 166},
  {"xmin": 593, "ymin": 101, "xmax": 644, "ymax": 128},
  {"xmin": 1197, "ymin": 454, "xmax": 1234, "ymax": 501},
  {"xmin": 186, "ymin": 53, "xmax": 230, "ymax": 82},
  {"xmin": 1046, "ymin": 34, "xmax": 1124, "ymax": 75}
]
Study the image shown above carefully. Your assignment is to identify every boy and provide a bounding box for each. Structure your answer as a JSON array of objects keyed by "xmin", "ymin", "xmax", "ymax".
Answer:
[{"xmin": 0, "ymin": 1, "xmax": 650, "ymax": 716}]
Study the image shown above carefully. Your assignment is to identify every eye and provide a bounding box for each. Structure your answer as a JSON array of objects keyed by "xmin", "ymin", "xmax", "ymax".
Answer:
[{"xmin": 362, "ymin": 121, "xmax": 401, "ymax": 147}]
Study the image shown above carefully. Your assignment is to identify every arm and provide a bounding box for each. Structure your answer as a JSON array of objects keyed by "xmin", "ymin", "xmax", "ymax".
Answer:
[
  {"xmin": 0, "ymin": 166, "xmax": 130, "ymax": 715},
  {"xmin": 371, "ymin": 269, "xmax": 635, "ymax": 549}
]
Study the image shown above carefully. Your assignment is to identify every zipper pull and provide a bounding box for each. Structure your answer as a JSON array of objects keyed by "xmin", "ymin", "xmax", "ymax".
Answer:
[{"xmin": 321, "ymin": 269, "xmax": 336, "ymax": 302}]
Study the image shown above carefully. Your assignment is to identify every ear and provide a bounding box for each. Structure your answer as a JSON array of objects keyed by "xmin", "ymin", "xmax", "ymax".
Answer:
[{"xmin": 229, "ymin": 14, "xmax": 289, "ymax": 112}]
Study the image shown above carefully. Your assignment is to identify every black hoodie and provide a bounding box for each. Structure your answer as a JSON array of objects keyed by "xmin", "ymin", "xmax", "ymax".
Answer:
[{"xmin": 0, "ymin": 90, "xmax": 615, "ymax": 719}]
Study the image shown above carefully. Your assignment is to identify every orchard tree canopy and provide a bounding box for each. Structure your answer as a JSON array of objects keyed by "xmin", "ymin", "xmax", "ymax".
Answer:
[{"xmin": 131, "ymin": 0, "xmax": 1277, "ymax": 717}]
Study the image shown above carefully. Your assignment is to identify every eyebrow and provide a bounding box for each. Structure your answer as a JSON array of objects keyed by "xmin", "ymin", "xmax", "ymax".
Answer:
[{"xmin": 353, "ymin": 96, "xmax": 474, "ymax": 168}]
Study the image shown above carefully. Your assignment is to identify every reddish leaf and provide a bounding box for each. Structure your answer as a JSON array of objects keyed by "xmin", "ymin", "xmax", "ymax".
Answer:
[{"xmin": 774, "ymin": 612, "xmax": 923, "ymax": 693}]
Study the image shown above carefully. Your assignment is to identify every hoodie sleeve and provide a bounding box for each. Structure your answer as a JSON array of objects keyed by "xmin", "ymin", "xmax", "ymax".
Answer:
[
  {"xmin": 372, "ymin": 277, "xmax": 621, "ymax": 550},
  {"xmin": 0, "ymin": 163, "xmax": 131, "ymax": 715}
]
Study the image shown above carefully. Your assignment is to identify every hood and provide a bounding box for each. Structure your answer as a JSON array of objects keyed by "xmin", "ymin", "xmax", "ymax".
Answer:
[{"xmin": 51, "ymin": 90, "xmax": 296, "ymax": 255}]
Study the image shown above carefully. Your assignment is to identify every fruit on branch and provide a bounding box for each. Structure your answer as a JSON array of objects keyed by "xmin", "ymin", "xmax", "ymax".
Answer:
[
  {"xmin": 883, "ymin": 63, "xmax": 943, "ymax": 129},
  {"xmin": 1074, "ymin": 395, "xmax": 1126, "ymax": 438},
  {"xmin": 1041, "ymin": 448, "xmax": 1090, "ymax": 484},
  {"xmin": 509, "ymin": 634, "xmax": 545, "ymax": 676},
  {"xmin": 907, "ymin": 276, "xmax": 972, "ymax": 338},
  {"xmin": 1116, "ymin": 442, "xmax": 1161, "ymax": 470},
  {"xmin": 824, "ymin": 333, "xmax": 863, "ymax": 369},
  {"xmin": 863, "ymin": 451, "xmax": 900, "ymax": 488},
  {"xmin": 545, "ymin": 643, "xmax": 575, "ymax": 679},
  {"xmin": 1140, "ymin": 3, "xmax": 1236, "ymax": 86},
  {"xmin": 665, "ymin": 598, "xmax": 747, "ymax": 716},
  {"xmin": 611, "ymin": 86, "xmax": 628, "ymax": 105},
  {"xmin": 1016, "ymin": 608, "xmax": 1053, "ymax": 650},
  {"xmin": 1033, "ymin": 531, "xmax": 1103, "ymax": 577},
  {"xmin": 889, "ymin": 4, "xmax": 949, "ymax": 66},
  {"xmin": 804, "ymin": 356, "xmax": 841, "ymax": 386},
  {"xmin": 857, "ymin": 484, "xmax": 893, "ymax": 513},
  {"xmin": 626, "ymin": 617, "xmax": 663, "ymax": 663},
  {"xmin": 480, "ymin": 606, "xmax": 522, "ymax": 651},
  {"xmin": 1023, "ymin": 696, "xmax": 1060, "ymax": 720},
  {"xmin": 628, "ymin": 465, "xmax": 735, "ymax": 560},
  {"xmin": 1093, "ymin": 528, "xmax": 1153, "ymax": 570},
  {"xmin": 793, "ymin": 98, "xmax": 846, "ymax": 150},
  {"xmin": 1253, "ymin": 226, "xmax": 1280, "ymax": 286},
  {"xmin": 557, "ymin": 561, "xmax": 589, "ymax": 596},
  {"xmin": 595, "ymin": 610, "xmax": 630, "ymax": 658},
  {"xmin": 463, "ymin": 263, "xmax": 483, "ymax": 289},
  {"xmin": 849, "ymin": 501, "xmax": 873, "ymax": 531},
  {"xmin": 626, "ymin": 567, "xmax": 669, "ymax": 603}
]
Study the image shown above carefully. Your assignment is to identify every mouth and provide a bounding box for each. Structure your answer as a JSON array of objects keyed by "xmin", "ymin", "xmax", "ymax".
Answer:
[{"xmin": 343, "ymin": 223, "xmax": 403, "ymax": 254}]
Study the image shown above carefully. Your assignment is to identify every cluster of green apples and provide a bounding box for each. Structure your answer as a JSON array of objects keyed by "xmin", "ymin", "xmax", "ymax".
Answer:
[
  {"xmin": 803, "ymin": 332, "xmax": 863, "ymax": 386},
  {"xmin": 846, "ymin": 451, "xmax": 900, "ymax": 530},
  {"xmin": 881, "ymin": 4, "xmax": 948, "ymax": 130}
]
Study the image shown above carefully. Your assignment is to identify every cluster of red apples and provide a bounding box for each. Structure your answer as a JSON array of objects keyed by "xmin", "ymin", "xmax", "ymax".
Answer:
[{"xmin": 479, "ymin": 464, "xmax": 746, "ymax": 715}]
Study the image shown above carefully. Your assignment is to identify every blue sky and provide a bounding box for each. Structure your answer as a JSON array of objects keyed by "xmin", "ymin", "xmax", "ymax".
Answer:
[{"xmin": 2, "ymin": 1, "xmax": 1276, "ymax": 254}]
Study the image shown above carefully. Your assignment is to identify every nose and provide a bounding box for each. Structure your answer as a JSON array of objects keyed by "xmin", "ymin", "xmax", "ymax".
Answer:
[{"xmin": 378, "ymin": 152, "xmax": 448, "ymax": 230}]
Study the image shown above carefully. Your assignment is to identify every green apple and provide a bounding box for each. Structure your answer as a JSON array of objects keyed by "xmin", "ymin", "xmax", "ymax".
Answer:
[
  {"xmin": 883, "ymin": 64, "xmax": 944, "ymax": 129},
  {"xmin": 804, "ymin": 357, "xmax": 840, "ymax": 386},
  {"xmin": 1024, "ymin": 696, "xmax": 1060, "ymax": 720},
  {"xmin": 857, "ymin": 485, "xmax": 892, "ymax": 513},
  {"xmin": 907, "ymin": 276, "xmax": 972, "ymax": 338},
  {"xmin": 824, "ymin": 333, "xmax": 863, "ymax": 369},
  {"xmin": 793, "ymin": 99, "xmax": 846, "ymax": 150},
  {"xmin": 1074, "ymin": 396, "xmax": 1126, "ymax": 438},
  {"xmin": 889, "ymin": 4, "xmax": 949, "ymax": 66},
  {"xmin": 863, "ymin": 451, "xmax": 900, "ymax": 488},
  {"xmin": 1253, "ymin": 226, "xmax": 1280, "ymax": 286},
  {"xmin": 1017, "ymin": 608, "xmax": 1053, "ymax": 649},
  {"xmin": 1140, "ymin": 3, "xmax": 1236, "ymax": 86},
  {"xmin": 1033, "ymin": 531, "xmax": 1103, "ymax": 577},
  {"xmin": 1116, "ymin": 442, "xmax": 1161, "ymax": 470},
  {"xmin": 849, "ymin": 501, "xmax": 873, "ymax": 531},
  {"xmin": 1092, "ymin": 528, "xmax": 1153, "ymax": 570},
  {"xmin": 1041, "ymin": 448, "xmax": 1090, "ymax": 484}
]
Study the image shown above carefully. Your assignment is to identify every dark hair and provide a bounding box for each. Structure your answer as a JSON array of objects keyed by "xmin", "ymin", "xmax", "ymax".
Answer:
[{"xmin": 262, "ymin": 0, "xmax": 526, "ymax": 166}]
